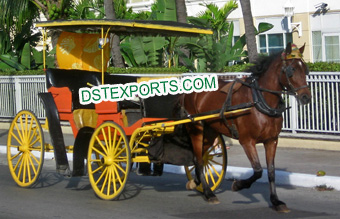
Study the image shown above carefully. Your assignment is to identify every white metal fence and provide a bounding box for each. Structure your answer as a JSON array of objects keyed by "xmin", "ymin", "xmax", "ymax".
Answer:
[{"xmin": 0, "ymin": 73, "xmax": 339, "ymax": 137}]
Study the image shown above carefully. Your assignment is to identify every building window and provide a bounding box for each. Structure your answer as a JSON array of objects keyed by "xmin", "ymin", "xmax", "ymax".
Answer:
[
  {"xmin": 312, "ymin": 31, "xmax": 322, "ymax": 62},
  {"xmin": 258, "ymin": 33, "xmax": 292, "ymax": 55},
  {"xmin": 325, "ymin": 35, "xmax": 340, "ymax": 62},
  {"xmin": 312, "ymin": 31, "xmax": 340, "ymax": 63}
]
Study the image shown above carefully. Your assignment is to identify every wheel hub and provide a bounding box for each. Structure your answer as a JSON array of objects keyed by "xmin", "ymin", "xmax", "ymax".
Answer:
[
  {"xmin": 101, "ymin": 156, "xmax": 114, "ymax": 166},
  {"xmin": 18, "ymin": 143, "xmax": 29, "ymax": 152}
]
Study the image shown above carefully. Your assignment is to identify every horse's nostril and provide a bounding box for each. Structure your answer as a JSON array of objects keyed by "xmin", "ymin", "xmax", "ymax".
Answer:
[{"xmin": 300, "ymin": 94, "xmax": 311, "ymax": 105}]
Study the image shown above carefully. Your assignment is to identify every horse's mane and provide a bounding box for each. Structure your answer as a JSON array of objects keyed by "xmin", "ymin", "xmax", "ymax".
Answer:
[{"xmin": 246, "ymin": 52, "xmax": 282, "ymax": 77}]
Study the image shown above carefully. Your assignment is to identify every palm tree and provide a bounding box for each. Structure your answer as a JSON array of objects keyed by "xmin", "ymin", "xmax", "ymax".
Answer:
[
  {"xmin": 239, "ymin": 0, "xmax": 258, "ymax": 62},
  {"xmin": 0, "ymin": 0, "xmax": 39, "ymax": 33},
  {"xmin": 104, "ymin": 0, "xmax": 125, "ymax": 68},
  {"xmin": 193, "ymin": 1, "xmax": 238, "ymax": 42},
  {"xmin": 176, "ymin": 0, "xmax": 187, "ymax": 23}
]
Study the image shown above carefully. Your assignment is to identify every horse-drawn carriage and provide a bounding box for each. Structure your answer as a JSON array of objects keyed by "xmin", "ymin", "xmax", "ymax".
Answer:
[{"xmin": 6, "ymin": 19, "xmax": 311, "ymax": 212}]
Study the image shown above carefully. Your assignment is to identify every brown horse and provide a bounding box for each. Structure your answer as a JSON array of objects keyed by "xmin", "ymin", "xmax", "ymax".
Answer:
[{"xmin": 180, "ymin": 43, "xmax": 311, "ymax": 212}]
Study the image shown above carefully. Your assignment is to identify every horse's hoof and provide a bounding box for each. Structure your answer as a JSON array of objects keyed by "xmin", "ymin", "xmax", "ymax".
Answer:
[
  {"xmin": 186, "ymin": 179, "xmax": 196, "ymax": 190},
  {"xmin": 273, "ymin": 204, "xmax": 291, "ymax": 213},
  {"xmin": 231, "ymin": 180, "xmax": 241, "ymax": 191},
  {"xmin": 208, "ymin": 197, "xmax": 220, "ymax": 204}
]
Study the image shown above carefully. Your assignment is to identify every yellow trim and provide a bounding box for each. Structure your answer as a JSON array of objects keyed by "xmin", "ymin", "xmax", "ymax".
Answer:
[
  {"xmin": 101, "ymin": 26, "xmax": 104, "ymax": 84},
  {"xmin": 42, "ymin": 29, "xmax": 47, "ymax": 69},
  {"xmin": 36, "ymin": 20, "xmax": 213, "ymax": 35},
  {"xmin": 129, "ymin": 107, "xmax": 251, "ymax": 151}
]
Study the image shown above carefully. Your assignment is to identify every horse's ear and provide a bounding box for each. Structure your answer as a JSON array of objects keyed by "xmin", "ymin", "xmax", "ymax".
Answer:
[
  {"xmin": 299, "ymin": 43, "xmax": 306, "ymax": 54},
  {"xmin": 285, "ymin": 42, "xmax": 292, "ymax": 55}
]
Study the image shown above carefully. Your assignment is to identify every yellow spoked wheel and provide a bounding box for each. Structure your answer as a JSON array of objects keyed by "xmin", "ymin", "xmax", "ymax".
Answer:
[
  {"xmin": 184, "ymin": 134, "xmax": 227, "ymax": 192},
  {"xmin": 7, "ymin": 110, "xmax": 45, "ymax": 187},
  {"xmin": 87, "ymin": 122, "xmax": 131, "ymax": 200}
]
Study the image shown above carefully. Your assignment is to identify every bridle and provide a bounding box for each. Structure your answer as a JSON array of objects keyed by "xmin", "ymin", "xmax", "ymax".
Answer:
[{"xmin": 279, "ymin": 52, "xmax": 310, "ymax": 96}]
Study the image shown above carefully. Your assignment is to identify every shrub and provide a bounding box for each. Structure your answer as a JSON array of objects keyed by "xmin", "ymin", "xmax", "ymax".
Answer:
[
  {"xmin": 0, "ymin": 69, "xmax": 45, "ymax": 76},
  {"xmin": 307, "ymin": 62, "xmax": 340, "ymax": 72}
]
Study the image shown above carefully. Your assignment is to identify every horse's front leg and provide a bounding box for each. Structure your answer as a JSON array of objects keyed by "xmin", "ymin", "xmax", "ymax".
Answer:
[
  {"xmin": 232, "ymin": 140, "xmax": 263, "ymax": 191},
  {"xmin": 264, "ymin": 139, "xmax": 290, "ymax": 213},
  {"xmin": 186, "ymin": 123, "xmax": 219, "ymax": 204}
]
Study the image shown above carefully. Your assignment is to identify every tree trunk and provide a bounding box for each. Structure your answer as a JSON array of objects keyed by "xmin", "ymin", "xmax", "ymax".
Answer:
[
  {"xmin": 176, "ymin": 0, "xmax": 187, "ymax": 23},
  {"xmin": 175, "ymin": 0, "xmax": 189, "ymax": 67},
  {"xmin": 240, "ymin": 0, "xmax": 258, "ymax": 63},
  {"xmin": 104, "ymin": 0, "xmax": 125, "ymax": 68}
]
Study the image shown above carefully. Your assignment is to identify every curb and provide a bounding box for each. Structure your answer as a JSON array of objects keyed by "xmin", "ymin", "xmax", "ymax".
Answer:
[
  {"xmin": 1, "ymin": 147, "xmax": 339, "ymax": 191},
  {"xmin": 163, "ymin": 165, "xmax": 340, "ymax": 191}
]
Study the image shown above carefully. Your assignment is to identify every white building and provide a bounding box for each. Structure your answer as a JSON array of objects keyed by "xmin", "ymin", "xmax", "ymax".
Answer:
[{"xmin": 127, "ymin": 0, "xmax": 340, "ymax": 63}]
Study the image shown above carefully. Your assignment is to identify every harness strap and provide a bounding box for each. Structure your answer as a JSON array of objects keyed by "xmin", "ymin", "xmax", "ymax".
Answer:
[{"xmin": 219, "ymin": 80, "xmax": 239, "ymax": 139}]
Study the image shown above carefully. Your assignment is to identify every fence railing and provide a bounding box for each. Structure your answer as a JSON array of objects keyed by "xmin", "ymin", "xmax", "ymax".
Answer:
[{"xmin": 1, "ymin": 73, "xmax": 339, "ymax": 138}]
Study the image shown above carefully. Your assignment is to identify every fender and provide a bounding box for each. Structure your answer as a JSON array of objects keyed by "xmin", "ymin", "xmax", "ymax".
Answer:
[{"xmin": 38, "ymin": 92, "xmax": 70, "ymax": 174}]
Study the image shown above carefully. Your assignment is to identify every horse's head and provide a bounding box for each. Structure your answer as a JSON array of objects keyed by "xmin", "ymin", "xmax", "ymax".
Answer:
[{"xmin": 280, "ymin": 43, "xmax": 311, "ymax": 105}]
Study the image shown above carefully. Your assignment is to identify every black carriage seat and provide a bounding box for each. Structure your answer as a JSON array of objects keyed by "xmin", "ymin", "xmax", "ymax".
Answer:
[
  {"xmin": 142, "ymin": 94, "xmax": 179, "ymax": 118},
  {"xmin": 45, "ymin": 68, "xmax": 140, "ymax": 111},
  {"xmin": 45, "ymin": 68, "xmax": 101, "ymax": 110}
]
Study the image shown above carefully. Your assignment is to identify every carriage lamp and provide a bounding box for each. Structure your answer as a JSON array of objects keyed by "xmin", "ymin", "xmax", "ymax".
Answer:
[{"xmin": 284, "ymin": 0, "xmax": 302, "ymax": 37}]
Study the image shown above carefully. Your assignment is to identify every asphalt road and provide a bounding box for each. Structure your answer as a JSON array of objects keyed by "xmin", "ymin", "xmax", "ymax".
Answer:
[{"xmin": 0, "ymin": 157, "xmax": 340, "ymax": 219}]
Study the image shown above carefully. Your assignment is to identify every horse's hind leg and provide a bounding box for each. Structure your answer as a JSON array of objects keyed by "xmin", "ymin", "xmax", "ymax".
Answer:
[
  {"xmin": 264, "ymin": 139, "xmax": 290, "ymax": 213},
  {"xmin": 186, "ymin": 123, "xmax": 219, "ymax": 204},
  {"xmin": 232, "ymin": 140, "xmax": 263, "ymax": 191}
]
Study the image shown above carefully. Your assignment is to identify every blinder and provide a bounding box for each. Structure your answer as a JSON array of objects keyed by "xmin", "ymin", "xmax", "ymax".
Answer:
[{"xmin": 284, "ymin": 65, "xmax": 295, "ymax": 78}]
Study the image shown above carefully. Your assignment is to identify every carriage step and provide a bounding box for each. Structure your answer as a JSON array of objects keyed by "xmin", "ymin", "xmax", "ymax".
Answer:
[
  {"xmin": 132, "ymin": 156, "xmax": 150, "ymax": 163},
  {"xmin": 44, "ymin": 143, "xmax": 73, "ymax": 153},
  {"xmin": 132, "ymin": 148, "xmax": 148, "ymax": 154}
]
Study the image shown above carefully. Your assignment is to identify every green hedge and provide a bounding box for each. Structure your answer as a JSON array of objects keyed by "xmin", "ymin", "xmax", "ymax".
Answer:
[
  {"xmin": 0, "ymin": 67, "xmax": 189, "ymax": 76},
  {"xmin": 224, "ymin": 62, "xmax": 340, "ymax": 72},
  {"xmin": 107, "ymin": 66, "xmax": 188, "ymax": 74},
  {"xmin": 307, "ymin": 62, "xmax": 340, "ymax": 72},
  {"xmin": 0, "ymin": 69, "xmax": 45, "ymax": 76},
  {"xmin": 1, "ymin": 62, "xmax": 339, "ymax": 76}
]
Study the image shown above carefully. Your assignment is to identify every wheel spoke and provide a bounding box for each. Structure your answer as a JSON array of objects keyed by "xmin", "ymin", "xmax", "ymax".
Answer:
[
  {"xmin": 108, "ymin": 126, "xmax": 112, "ymax": 150},
  {"xmin": 19, "ymin": 116, "xmax": 26, "ymax": 142},
  {"xmin": 207, "ymin": 165, "xmax": 216, "ymax": 185},
  {"xmin": 24, "ymin": 114, "xmax": 29, "ymax": 140},
  {"xmin": 28, "ymin": 151, "xmax": 40, "ymax": 167},
  {"xmin": 95, "ymin": 167, "xmax": 107, "ymax": 186},
  {"xmin": 95, "ymin": 136, "xmax": 108, "ymax": 155},
  {"xmin": 114, "ymin": 145, "xmax": 126, "ymax": 158},
  {"xmin": 91, "ymin": 144, "xmax": 106, "ymax": 157},
  {"xmin": 10, "ymin": 151, "xmax": 22, "ymax": 161},
  {"xmin": 91, "ymin": 164, "xmax": 103, "ymax": 174},
  {"xmin": 27, "ymin": 117, "xmax": 34, "ymax": 141},
  {"xmin": 100, "ymin": 168, "xmax": 109, "ymax": 193},
  {"xmin": 11, "ymin": 129, "xmax": 22, "ymax": 145},
  {"xmin": 26, "ymin": 154, "xmax": 32, "ymax": 183},
  {"xmin": 28, "ymin": 127, "xmax": 38, "ymax": 145},
  {"xmin": 101, "ymin": 128, "xmax": 109, "ymax": 153},
  {"xmin": 112, "ymin": 136, "xmax": 122, "ymax": 155},
  {"xmin": 29, "ymin": 136, "xmax": 40, "ymax": 148},
  {"xmin": 27, "ymin": 153, "xmax": 38, "ymax": 175},
  {"xmin": 21, "ymin": 154, "xmax": 27, "ymax": 183},
  {"xmin": 113, "ymin": 162, "xmax": 127, "ymax": 175},
  {"xmin": 112, "ymin": 165, "xmax": 123, "ymax": 190},
  {"xmin": 209, "ymin": 159, "xmax": 223, "ymax": 166},
  {"xmin": 13, "ymin": 153, "xmax": 24, "ymax": 171},
  {"xmin": 107, "ymin": 166, "xmax": 112, "ymax": 196},
  {"xmin": 208, "ymin": 162, "xmax": 221, "ymax": 177}
]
